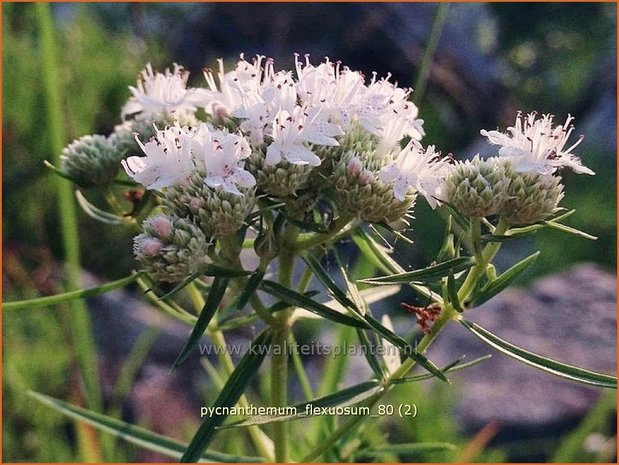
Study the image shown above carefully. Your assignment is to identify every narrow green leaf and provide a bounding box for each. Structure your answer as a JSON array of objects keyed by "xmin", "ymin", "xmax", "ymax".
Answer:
[
  {"xmin": 28, "ymin": 391, "xmax": 263, "ymax": 463},
  {"xmin": 361, "ymin": 313, "xmax": 448, "ymax": 382},
  {"xmin": 75, "ymin": 189, "xmax": 130, "ymax": 225},
  {"xmin": 157, "ymin": 272, "xmax": 202, "ymax": 301},
  {"xmin": 173, "ymin": 276, "xmax": 229, "ymax": 368},
  {"xmin": 471, "ymin": 251, "xmax": 540, "ymax": 307},
  {"xmin": 391, "ymin": 355, "xmax": 492, "ymax": 384},
  {"xmin": 481, "ymin": 231, "xmax": 539, "ymax": 243},
  {"xmin": 284, "ymin": 214, "xmax": 328, "ymax": 233},
  {"xmin": 303, "ymin": 254, "xmax": 358, "ymax": 311},
  {"xmin": 358, "ymin": 257, "xmax": 475, "ymax": 285},
  {"xmin": 373, "ymin": 222, "xmax": 415, "ymax": 245},
  {"xmin": 260, "ymin": 280, "xmax": 367, "ymax": 328},
  {"xmin": 236, "ymin": 270, "xmax": 265, "ymax": 311},
  {"xmin": 460, "ymin": 319, "xmax": 617, "ymax": 389},
  {"xmin": 4, "ymin": 273, "xmax": 141, "ymax": 310},
  {"xmin": 202, "ymin": 263, "xmax": 252, "ymax": 278},
  {"xmin": 181, "ymin": 330, "xmax": 273, "ymax": 462},
  {"xmin": 44, "ymin": 159, "xmax": 88, "ymax": 188},
  {"xmin": 356, "ymin": 328, "xmax": 388, "ymax": 379},
  {"xmin": 219, "ymin": 380, "xmax": 383, "ymax": 429},
  {"xmin": 438, "ymin": 201, "xmax": 470, "ymax": 233},
  {"xmin": 363, "ymin": 442, "xmax": 456, "ymax": 457},
  {"xmin": 446, "ymin": 270, "xmax": 462, "ymax": 311},
  {"xmin": 352, "ymin": 228, "xmax": 442, "ymax": 303},
  {"xmin": 543, "ymin": 220, "xmax": 597, "ymax": 240}
]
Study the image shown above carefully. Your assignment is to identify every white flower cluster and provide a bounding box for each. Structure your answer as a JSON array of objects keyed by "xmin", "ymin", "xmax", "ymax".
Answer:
[{"xmin": 120, "ymin": 55, "xmax": 449, "ymax": 216}]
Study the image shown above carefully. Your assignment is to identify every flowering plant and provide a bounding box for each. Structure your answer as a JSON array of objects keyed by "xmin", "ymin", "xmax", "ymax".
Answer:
[{"xmin": 11, "ymin": 54, "xmax": 615, "ymax": 463}]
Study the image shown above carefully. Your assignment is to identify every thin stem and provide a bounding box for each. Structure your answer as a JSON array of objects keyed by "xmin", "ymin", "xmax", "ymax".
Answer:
[
  {"xmin": 289, "ymin": 332, "xmax": 315, "ymax": 401},
  {"xmin": 413, "ymin": 2, "xmax": 450, "ymax": 103},
  {"xmin": 294, "ymin": 215, "xmax": 356, "ymax": 252},
  {"xmin": 457, "ymin": 217, "xmax": 509, "ymax": 304},
  {"xmin": 271, "ymin": 224, "xmax": 298, "ymax": 462}
]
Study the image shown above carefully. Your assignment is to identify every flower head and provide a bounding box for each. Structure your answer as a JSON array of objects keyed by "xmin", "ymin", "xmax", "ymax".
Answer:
[
  {"xmin": 481, "ymin": 112, "xmax": 594, "ymax": 176},
  {"xmin": 265, "ymin": 106, "xmax": 343, "ymax": 166},
  {"xmin": 189, "ymin": 123, "xmax": 256, "ymax": 195},
  {"xmin": 122, "ymin": 125, "xmax": 195, "ymax": 190},
  {"xmin": 122, "ymin": 63, "xmax": 208, "ymax": 120},
  {"xmin": 379, "ymin": 140, "xmax": 450, "ymax": 208}
]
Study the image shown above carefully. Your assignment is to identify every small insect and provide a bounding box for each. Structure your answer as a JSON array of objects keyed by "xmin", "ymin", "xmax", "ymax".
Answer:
[{"xmin": 401, "ymin": 302, "xmax": 441, "ymax": 334}]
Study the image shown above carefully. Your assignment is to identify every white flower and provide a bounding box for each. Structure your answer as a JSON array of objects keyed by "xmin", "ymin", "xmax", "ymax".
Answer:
[
  {"xmin": 481, "ymin": 112, "xmax": 594, "ymax": 175},
  {"xmin": 122, "ymin": 63, "xmax": 209, "ymax": 120},
  {"xmin": 379, "ymin": 140, "xmax": 450, "ymax": 208},
  {"xmin": 265, "ymin": 106, "xmax": 343, "ymax": 166},
  {"xmin": 122, "ymin": 125, "xmax": 195, "ymax": 189},
  {"xmin": 189, "ymin": 123, "xmax": 256, "ymax": 196}
]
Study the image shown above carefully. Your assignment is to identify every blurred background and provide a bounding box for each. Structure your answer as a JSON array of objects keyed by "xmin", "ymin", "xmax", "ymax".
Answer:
[{"xmin": 3, "ymin": 2, "xmax": 616, "ymax": 462}]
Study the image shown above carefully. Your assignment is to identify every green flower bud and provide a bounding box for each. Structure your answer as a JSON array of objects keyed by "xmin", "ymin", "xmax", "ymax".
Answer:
[
  {"xmin": 163, "ymin": 171, "xmax": 256, "ymax": 237},
  {"xmin": 246, "ymin": 145, "xmax": 314, "ymax": 198},
  {"xmin": 134, "ymin": 214, "xmax": 211, "ymax": 283},
  {"xmin": 332, "ymin": 151, "xmax": 415, "ymax": 223},
  {"xmin": 60, "ymin": 134, "xmax": 120, "ymax": 186},
  {"xmin": 446, "ymin": 156, "xmax": 511, "ymax": 218},
  {"xmin": 501, "ymin": 172, "xmax": 565, "ymax": 225}
]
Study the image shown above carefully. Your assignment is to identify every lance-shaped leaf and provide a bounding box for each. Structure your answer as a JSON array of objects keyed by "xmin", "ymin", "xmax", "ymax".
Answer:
[
  {"xmin": 75, "ymin": 189, "xmax": 131, "ymax": 225},
  {"xmin": 235, "ymin": 270, "xmax": 265, "ymax": 311},
  {"xmin": 4, "ymin": 273, "xmax": 141, "ymax": 310},
  {"xmin": 460, "ymin": 319, "xmax": 617, "ymax": 389},
  {"xmin": 44, "ymin": 159, "xmax": 88, "ymax": 188},
  {"xmin": 543, "ymin": 220, "xmax": 597, "ymax": 240},
  {"xmin": 352, "ymin": 228, "xmax": 441, "ymax": 303},
  {"xmin": 358, "ymin": 257, "xmax": 475, "ymax": 285},
  {"xmin": 260, "ymin": 280, "xmax": 366, "ymax": 328},
  {"xmin": 446, "ymin": 270, "xmax": 462, "ymax": 311},
  {"xmin": 391, "ymin": 355, "xmax": 492, "ymax": 385},
  {"xmin": 28, "ymin": 391, "xmax": 263, "ymax": 463},
  {"xmin": 173, "ymin": 276, "xmax": 229, "ymax": 368},
  {"xmin": 471, "ymin": 251, "xmax": 540, "ymax": 307},
  {"xmin": 302, "ymin": 253, "xmax": 358, "ymax": 311},
  {"xmin": 219, "ymin": 380, "xmax": 383, "ymax": 429},
  {"xmin": 181, "ymin": 330, "xmax": 273, "ymax": 462}
]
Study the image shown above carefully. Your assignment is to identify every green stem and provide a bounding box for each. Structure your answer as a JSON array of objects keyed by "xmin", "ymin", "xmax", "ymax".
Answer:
[
  {"xmin": 271, "ymin": 224, "xmax": 298, "ymax": 462},
  {"xmin": 294, "ymin": 215, "xmax": 356, "ymax": 252},
  {"xmin": 301, "ymin": 306, "xmax": 457, "ymax": 462},
  {"xmin": 457, "ymin": 217, "xmax": 509, "ymax": 303},
  {"xmin": 413, "ymin": 2, "xmax": 450, "ymax": 103},
  {"xmin": 36, "ymin": 4, "xmax": 112, "ymax": 461}
]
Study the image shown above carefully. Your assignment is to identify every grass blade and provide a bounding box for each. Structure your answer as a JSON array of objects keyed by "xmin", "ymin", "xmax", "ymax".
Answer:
[
  {"xmin": 471, "ymin": 251, "xmax": 540, "ymax": 307},
  {"xmin": 460, "ymin": 319, "xmax": 617, "ymax": 389},
  {"xmin": 181, "ymin": 330, "xmax": 273, "ymax": 462},
  {"xmin": 260, "ymin": 280, "xmax": 366, "ymax": 328},
  {"xmin": 358, "ymin": 257, "xmax": 475, "ymax": 285},
  {"xmin": 363, "ymin": 442, "xmax": 457, "ymax": 457},
  {"xmin": 173, "ymin": 276, "xmax": 229, "ymax": 368},
  {"xmin": 28, "ymin": 391, "xmax": 263, "ymax": 462},
  {"xmin": 4, "ymin": 273, "xmax": 141, "ymax": 310},
  {"xmin": 220, "ymin": 380, "xmax": 383, "ymax": 429}
]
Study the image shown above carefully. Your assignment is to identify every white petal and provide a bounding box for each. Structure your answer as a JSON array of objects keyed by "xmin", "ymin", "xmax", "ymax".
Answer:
[
  {"xmin": 285, "ymin": 144, "xmax": 321, "ymax": 166},
  {"xmin": 233, "ymin": 169, "xmax": 257, "ymax": 188},
  {"xmin": 265, "ymin": 143, "xmax": 282, "ymax": 166},
  {"xmin": 378, "ymin": 164, "xmax": 400, "ymax": 183},
  {"xmin": 392, "ymin": 177, "xmax": 409, "ymax": 201}
]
